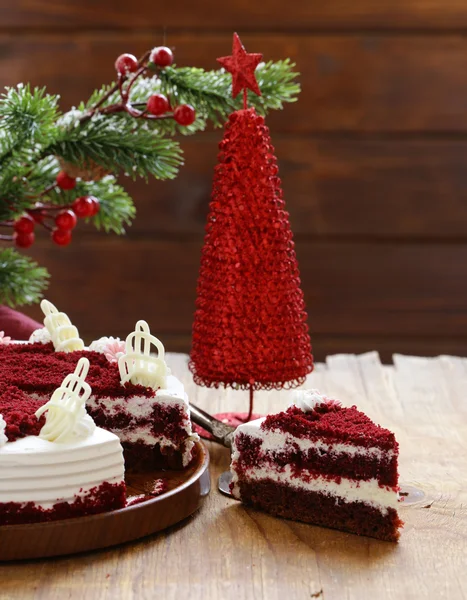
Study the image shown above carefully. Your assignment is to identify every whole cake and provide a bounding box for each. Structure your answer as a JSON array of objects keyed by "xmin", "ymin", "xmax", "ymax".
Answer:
[
  {"xmin": 230, "ymin": 389, "xmax": 403, "ymax": 542},
  {"xmin": 0, "ymin": 358, "xmax": 126, "ymax": 525},
  {"xmin": 0, "ymin": 301, "xmax": 198, "ymax": 472}
]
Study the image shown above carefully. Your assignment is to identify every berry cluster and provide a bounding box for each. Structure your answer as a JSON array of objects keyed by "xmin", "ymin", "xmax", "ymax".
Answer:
[
  {"xmin": 13, "ymin": 171, "xmax": 100, "ymax": 249},
  {"xmin": 112, "ymin": 46, "xmax": 196, "ymax": 126}
]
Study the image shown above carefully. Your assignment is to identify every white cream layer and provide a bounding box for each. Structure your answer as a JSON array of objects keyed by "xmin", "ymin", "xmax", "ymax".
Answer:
[
  {"xmin": 235, "ymin": 418, "xmax": 394, "ymax": 460},
  {"xmin": 0, "ymin": 427, "xmax": 124, "ymax": 508},
  {"xmin": 230, "ymin": 461, "xmax": 399, "ymax": 515}
]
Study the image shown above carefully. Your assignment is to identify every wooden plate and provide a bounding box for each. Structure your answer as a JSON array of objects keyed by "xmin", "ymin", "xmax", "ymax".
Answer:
[{"xmin": 0, "ymin": 441, "xmax": 210, "ymax": 561}]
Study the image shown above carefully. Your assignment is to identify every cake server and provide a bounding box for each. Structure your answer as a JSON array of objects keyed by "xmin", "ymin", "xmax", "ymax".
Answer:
[
  {"xmin": 189, "ymin": 403, "xmax": 236, "ymax": 495},
  {"xmin": 189, "ymin": 403, "xmax": 236, "ymax": 448}
]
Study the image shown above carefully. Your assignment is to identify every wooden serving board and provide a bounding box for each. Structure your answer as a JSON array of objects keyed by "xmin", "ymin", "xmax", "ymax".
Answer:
[{"xmin": 0, "ymin": 441, "xmax": 210, "ymax": 561}]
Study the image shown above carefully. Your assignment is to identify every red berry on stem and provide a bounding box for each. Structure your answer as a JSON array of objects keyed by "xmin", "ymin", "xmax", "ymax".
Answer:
[
  {"xmin": 115, "ymin": 53, "xmax": 139, "ymax": 75},
  {"xmin": 14, "ymin": 232, "xmax": 35, "ymax": 249},
  {"xmin": 150, "ymin": 46, "xmax": 173, "ymax": 67},
  {"xmin": 55, "ymin": 209, "xmax": 77, "ymax": 231},
  {"xmin": 72, "ymin": 196, "xmax": 94, "ymax": 218},
  {"xmin": 56, "ymin": 171, "xmax": 76, "ymax": 190},
  {"xmin": 88, "ymin": 197, "xmax": 100, "ymax": 216},
  {"xmin": 14, "ymin": 215, "xmax": 35, "ymax": 234},
  {"xmin": 174, "ymin": 104, "xmax": 196, "ymax": 126},
  {"xmin": 147, "ymin": 93, "xmax": 170, "ymax": 116},
  {"xmin": 51, "ymin": 228, "xmax": 72, "ymax": 247}
]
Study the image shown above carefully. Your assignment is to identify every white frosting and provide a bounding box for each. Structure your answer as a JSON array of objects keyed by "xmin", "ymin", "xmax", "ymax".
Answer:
[
  {"xmin": 0, "ymin": 428, "xmax": 124, "ymax": 508},
  {"xmin": 230, "ymin": 463, "xmax": 398, "ymax": 514},
  {"xmin": 28, "ymin": 327, "xmax": 52, "ymax": 344},
  {"xmin": 290, "ymin": 388, "xmax": 327, "ymax": 412},
  {"xmin": 119, "ymin": 320, "xmax": 170, "ymax": 390},
  {"xmin": 235, "ymin": 418, "xmax": 395, "ymax": 460},
  {"xmin": 35, "ymin": 358, "xmax": 96, "ymax": 443},
  {"xmin": 41, "ymin": 299, "xmax": 85, "ymax": 352},
  {"xmin": 0, "ymin": 415, "xmax": 7, "ymax": 448}
]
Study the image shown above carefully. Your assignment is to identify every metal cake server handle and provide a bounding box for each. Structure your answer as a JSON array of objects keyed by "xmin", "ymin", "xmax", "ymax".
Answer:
[{"xmin": 189, "ymin": 403, "xmax": 236, "ymax": 449}]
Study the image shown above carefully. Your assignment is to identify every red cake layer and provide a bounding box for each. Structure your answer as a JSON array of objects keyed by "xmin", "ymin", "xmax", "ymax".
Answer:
[
  {"xmin": 263, "ymin": 405, "xmax": 397, "ymax": 452},
  {"xmin": 0, "ymin": 481, "xmax": 126, "ymax": 526},
  {"xmin": 234, "ymin": 431, "xmax": 398, "ymax": 487},
  {"xmin": 0, "ymin": 385, "xmax": 46, "ymax": 442},
  {"xmin": 235, "ymin": 479, "xmax": 403, "ymax": 542}
]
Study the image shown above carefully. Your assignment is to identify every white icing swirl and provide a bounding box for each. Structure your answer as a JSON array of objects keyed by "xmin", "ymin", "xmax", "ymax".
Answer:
[
  {"xmin": 35, "ymin": 357, "xmax": 96, "ymax": 443},
  {"xmin": 290, "ymin": 388, "xmax": 326, "ymax": 412},
  {"xmin": 29, "ymin": 327, "xmax": 52, "ymax": 344},
  {"xmin": 118, "ymin": 320, "xmax": 170, "ymax": 390},
  {"xmin": 0, "ymin": 415, "xmax": 7, "ymax": 447},
  {"xmin": 41, "ymin": 299, "xmax": 84, "ymax": 353}
]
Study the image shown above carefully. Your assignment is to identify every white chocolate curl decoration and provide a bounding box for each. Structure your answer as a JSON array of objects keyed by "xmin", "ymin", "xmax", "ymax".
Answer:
[
  {"xmin": 41, "ymin": 299, "xmax": 84, "ymax": 352},
  {"xmin": 118, "ymin": 320, "xmax": 169, "ymax": 390},
  {"xmin": 35, "ymin": 357, "xmax": 96, "ymax": 443}
]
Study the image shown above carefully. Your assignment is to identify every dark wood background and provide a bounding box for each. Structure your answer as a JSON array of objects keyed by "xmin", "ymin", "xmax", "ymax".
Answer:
[{"xmin": 2, "ymin": 1, "xmax": 467, "ymax": 362}]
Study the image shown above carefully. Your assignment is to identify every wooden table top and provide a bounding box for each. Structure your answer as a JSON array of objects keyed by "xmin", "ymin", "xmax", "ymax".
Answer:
[{"xmin": 1, "ymin": 352, "xmax": 466, "ymax": 599}]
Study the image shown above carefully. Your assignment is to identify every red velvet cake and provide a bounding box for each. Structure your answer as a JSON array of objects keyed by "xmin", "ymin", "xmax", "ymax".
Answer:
[
  {"xmin": 0, "ymin": 340, "xmax": 197, "ymax": 470},
  {"xmin": 230, "ymin": 389, "xmax": 403, "ymax": 542}
]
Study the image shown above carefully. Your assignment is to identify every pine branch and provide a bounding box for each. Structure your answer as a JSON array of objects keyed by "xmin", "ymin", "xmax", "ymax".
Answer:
[
  {"xmin": 0, "ymin": 84, "xmax": 59, "ymax": 164},
  {"xmin": 0, "ymin": 249, "xmax": 49, "ymax": 307},
  {"xmin": 44, "ymin": 114, "xmax": 183, "ymax": 180}
]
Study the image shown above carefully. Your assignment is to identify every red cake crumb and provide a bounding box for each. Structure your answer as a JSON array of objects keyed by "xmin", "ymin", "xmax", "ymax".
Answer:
[
  {"xmin": 0, "ymin": 385, "xmax": 45, "ymax": 441},
  {"xmin": 263, "ymin": 405, "xmax": 397, "ymax": 451},
  {"xmin": 0, "ymin": 345, "xmax": 155, "ymax": 399}
]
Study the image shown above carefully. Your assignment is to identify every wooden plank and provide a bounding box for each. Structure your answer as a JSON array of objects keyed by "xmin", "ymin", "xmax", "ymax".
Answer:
[
  {"xmin": 123, "ymin": 136, "xmax": 467, "ymax": 239},
  {"xmin": 0, "ymin": 353, "xmax": 465, "ymax": 599},
  {"xmin": 3, "ymin": 33, "xmax": 467, "ymax": 132},
  {"xmin": 4, "ymin": 0, "xmax": 467, "ymax": 30},
  {"xmin": 18, "ymin": 237, "xmax": 467, "ymax": 342}
]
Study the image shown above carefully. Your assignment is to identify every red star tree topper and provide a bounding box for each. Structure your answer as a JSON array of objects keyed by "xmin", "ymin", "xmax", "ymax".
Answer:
[{"xmin": 190, "ymin": 34, "xmax": 313, "ymax": 419}]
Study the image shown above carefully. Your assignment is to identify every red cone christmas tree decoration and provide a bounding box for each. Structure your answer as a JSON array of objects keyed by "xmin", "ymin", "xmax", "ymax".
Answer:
[{"xmin": 190, "ymin": 34, "xmax": 313, "ymax": 418}]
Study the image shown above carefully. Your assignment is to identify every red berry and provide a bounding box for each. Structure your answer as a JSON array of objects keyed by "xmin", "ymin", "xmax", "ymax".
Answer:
[
  {"xmin": 88, "ymin": 197, "xmax": 100, "ymax": 216},
  {"xmin": 115, "ymin": 53, "xmax": 138, "ymax": 75},
  {"xmin": 14, "ymin": 215, "xmax": 35, "ymax": 234},
  {"xmin": 150, "ymin": 46, "xmax": 173, "ymax": 67},
  {"xmin": 55, "ymin": 209, "xmax": 77, "ymax": 231},
  {"xmin": 56, "ymin": 171, "xmax": 76, "ymax": 190},
  {"xmin": 147, "ymin": 93, "xmax": 170, "ymax": 116},
  {"xmin": 14, "ymin": 231, "xmax": 35, "ymax": 248},
  {"xmin": 51, "ymin": 228, "xmax": 72, "ymax": 247},
  {"xmin": 173, "ymin": 104, "xmax": 196, "ymax": 126},
  {"xmin": 72, "ymin": 196, "xmax": 94, "ymax": 218}
]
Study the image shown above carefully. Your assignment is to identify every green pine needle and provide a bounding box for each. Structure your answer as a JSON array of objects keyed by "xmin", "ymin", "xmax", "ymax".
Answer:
[{"xmin": 0, "ymin": 249, "xmax": 49, "ymax": 307}]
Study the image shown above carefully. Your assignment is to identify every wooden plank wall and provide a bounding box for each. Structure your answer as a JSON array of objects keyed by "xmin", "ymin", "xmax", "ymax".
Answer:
[{"xmin": 2, "ymin": 1, "xmax": 467, "ymax": 362}]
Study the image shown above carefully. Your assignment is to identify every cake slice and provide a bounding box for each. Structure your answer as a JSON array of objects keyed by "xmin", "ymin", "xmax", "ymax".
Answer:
[
  {"xmin": 0, "ymin": 359, "xmax": 126, "ymax": 526},
  {"xmin": 230, "ymin": 389, "xmax": 403, "ymax": 541}
]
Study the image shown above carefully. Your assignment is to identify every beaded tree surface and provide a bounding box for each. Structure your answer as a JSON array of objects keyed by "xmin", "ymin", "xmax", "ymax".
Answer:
[{"xmin": 190, "ymin": 34, "xmax": 313, "ymax": 419}]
